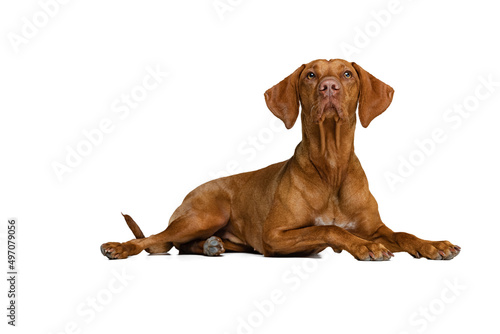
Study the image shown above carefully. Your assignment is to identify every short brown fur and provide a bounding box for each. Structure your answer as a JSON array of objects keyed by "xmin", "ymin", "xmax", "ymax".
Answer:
[{"xmin": 101, "ymin": 59, "xmax": 460, "ymax": 261}]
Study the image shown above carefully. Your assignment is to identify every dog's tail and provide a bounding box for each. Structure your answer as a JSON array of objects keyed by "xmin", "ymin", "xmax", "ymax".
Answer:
[
  {"xmin": 121, "ymin": 213, "xmax": 146, "ymax": 239},
  {"xmin": 121, "ymin": 213, "xmax": 173, "ymax": 254}
]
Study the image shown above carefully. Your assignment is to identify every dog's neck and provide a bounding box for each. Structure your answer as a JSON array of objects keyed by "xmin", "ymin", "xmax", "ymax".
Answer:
[{"xmin": 296, "ymin": 113, "xmax": 356, "ymax": 187}]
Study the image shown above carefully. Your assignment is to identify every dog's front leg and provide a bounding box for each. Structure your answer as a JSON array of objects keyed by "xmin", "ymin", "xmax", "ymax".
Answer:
[
  {"xmin": 262, "ymin": 224, "xmax": 393, "ymax": 261},
  {"xmin": 368, "ymin": 224, "xmax": 461, "ymax": 260}
]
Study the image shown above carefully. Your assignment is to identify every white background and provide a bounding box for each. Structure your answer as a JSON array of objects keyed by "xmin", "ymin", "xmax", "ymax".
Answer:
[{"xmin": 1, "ymin": 0, "xmax": 499, "ymax": 333}]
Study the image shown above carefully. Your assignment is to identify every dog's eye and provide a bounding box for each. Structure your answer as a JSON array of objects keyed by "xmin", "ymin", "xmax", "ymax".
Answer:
[
  {"xmin": 343, "ymin": 71, "xmax": 352, "ymax": 79},
  {"xmin": 307, "ymin": 72, "xmax": 316, "ymax": 79}
]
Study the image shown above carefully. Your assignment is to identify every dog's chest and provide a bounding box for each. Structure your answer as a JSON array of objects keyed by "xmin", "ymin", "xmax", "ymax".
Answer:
[
  {"xmin": 314, "ymin": 216, "xmax": 357, "ymax": 230},
  {"xmin": 310, "ymin": 196, "xmax": 358, "ymax": 231}
]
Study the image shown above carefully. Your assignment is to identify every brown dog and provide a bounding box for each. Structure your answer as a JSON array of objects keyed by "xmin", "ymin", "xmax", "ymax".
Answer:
[{"xmin": 101, "ymin": 59, "xmax": 460, "ymax": 261}]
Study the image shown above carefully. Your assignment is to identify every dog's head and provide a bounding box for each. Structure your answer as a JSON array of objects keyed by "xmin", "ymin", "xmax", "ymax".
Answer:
[{"xmin": 264, "ymin": 59, "xmax": 394, "ymax": 128}]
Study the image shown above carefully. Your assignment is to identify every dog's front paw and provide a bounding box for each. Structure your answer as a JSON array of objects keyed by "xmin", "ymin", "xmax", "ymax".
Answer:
[
  {"xmin": 101, "ymin": 242, "xmax": 136, "ymax": 260},
  {"xmin": 407, "ymin": 240, "xmax": 460, "ymax": 260},
  {"xmin": 349, "ymin": 242, "xmax": 394, "ymax": 261}
]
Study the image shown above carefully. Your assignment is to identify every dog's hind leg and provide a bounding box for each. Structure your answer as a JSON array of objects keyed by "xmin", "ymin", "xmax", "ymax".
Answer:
[
  {"xmin": 101, "ymin": 186, "xmax": 231, "ymax": 259},
  {"xmin": 121, "ymin": 213, "xmax": 173, "ymax": 254},
  {"xmin": 176, "ymin": 237, "xmax": 257, "ymax": 256},
  {"xmin": 176, "ymin": 236, "xmax": 225, "ymax": 256},
  {"xmin": 101, "ymin": 212, "xmax": 229, "ymax": 259}
]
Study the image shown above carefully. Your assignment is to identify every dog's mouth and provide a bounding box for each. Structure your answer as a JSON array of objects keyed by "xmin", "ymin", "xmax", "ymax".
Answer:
[{"xmin": 315, "ymin": 97, "xmax": 345, "ymax": 123}]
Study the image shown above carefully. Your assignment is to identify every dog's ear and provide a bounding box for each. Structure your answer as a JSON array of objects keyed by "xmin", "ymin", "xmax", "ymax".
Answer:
[
  {"xmin": 264, "ymin": 65, "xmax": 305, "ymax": 129},
  {"xmin": 352, "ymin": 62, "xmax": 394, "ymax": 128}
]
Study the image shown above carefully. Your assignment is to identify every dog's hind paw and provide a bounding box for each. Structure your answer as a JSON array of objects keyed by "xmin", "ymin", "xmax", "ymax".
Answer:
[
  {"xmin": 101, "ymin": 242, "xmax": 137, "ymax": 259},
  {"xmin": 203, "ymin": 236, "xmax": 225, "ymax": 256}
]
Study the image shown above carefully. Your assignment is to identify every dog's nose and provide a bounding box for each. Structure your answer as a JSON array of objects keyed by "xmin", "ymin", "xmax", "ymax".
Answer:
[{"xmin": 318, "ymin": 78, "xmax": 340, "ymax": 97}]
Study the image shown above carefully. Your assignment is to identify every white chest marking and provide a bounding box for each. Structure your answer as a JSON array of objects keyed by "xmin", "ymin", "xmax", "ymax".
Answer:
[
  {"xmin": 334, "ymin": 221, "xmax": 357, "ymax": 230},
  {"xmin": 314, "ymin": 217, "xmax": 333, "ymax": 226},
  {"xmin": 314, "ymin": 217, "xmax": 356, "ymax": 230}
]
